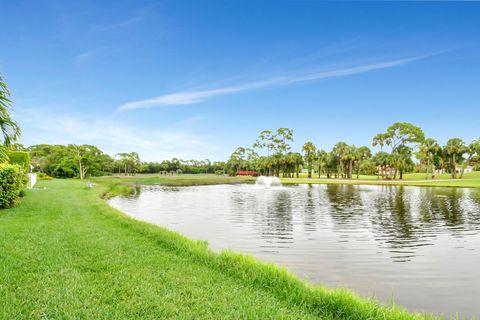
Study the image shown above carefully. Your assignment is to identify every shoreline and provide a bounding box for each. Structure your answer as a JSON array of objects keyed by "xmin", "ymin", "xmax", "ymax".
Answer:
[
  {"xmin": 98, "ymin": 177, "xmax": 437, "ymax": 319},
  {"xmin": 1, "ymin": 178, "xmax": 439, "ymax": 319}
]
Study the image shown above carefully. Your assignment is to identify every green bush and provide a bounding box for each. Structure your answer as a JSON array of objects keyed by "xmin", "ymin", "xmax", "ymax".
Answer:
[
  {"xmin": 37, "ymin": 172, "xmax": 53, "ymax": 180},
  {"xmin": 7, "ymin": 151, "xmax": 30, "ymax": 172},
  {"xmin": 0, "ymin": 163, "xmax": 24, "ymax": 209}
]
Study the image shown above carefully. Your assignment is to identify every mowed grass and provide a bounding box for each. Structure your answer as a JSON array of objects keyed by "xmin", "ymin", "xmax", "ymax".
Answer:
[
  {"xmin": 94, "ymin": 174, "xmax": 256, "ymax": 198},
  {"xmin": 0, "ymin": 179, "xmax": 438, "ymax": 319},
  {"xmin": 283, "ymin": 171, "xmax": 480, "ymax": 188},
  {"xmin": 95, "ymin": 173, "xmax": 256, "ymax": 186}
]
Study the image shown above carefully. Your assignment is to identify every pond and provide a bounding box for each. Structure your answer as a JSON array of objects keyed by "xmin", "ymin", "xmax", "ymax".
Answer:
[{"xmin": 108, "ymin": 183, "xmax": 480, "ymax": 318}]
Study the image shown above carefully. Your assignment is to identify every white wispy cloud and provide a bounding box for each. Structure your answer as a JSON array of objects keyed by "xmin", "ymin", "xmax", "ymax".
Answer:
[
  {"xmin": 17, "ymin": 109, "xmax": 216, "ymax": 161},
  {"xmin": 118, "ymin": 55, "xmax": 429, "ymax": 111},
  {"xmin": 92, "ymin": 15, "xmax": 143, "ymax": 32},
  {"xmin": 74, "ymin": 50, "xmax": 97, "ymax": 66}
]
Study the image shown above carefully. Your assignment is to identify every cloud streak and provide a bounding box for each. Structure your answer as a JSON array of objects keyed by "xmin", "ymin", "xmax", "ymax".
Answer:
[
  {"xmin": 118, "ymin": 55, "xmax": 429, "ymax": 111},
  {"xmin": 17, "ymin": 109, "xmax": 216, "ymax": 161}
]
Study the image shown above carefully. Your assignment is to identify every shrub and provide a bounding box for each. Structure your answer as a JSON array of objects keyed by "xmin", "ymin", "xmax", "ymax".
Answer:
[
  {"xmin": 0, "ymin": 163, "xmax": 24, "ymax": 209},
  {"xmin": 37, "ymin": 172, "xmax": 53, "ymax": 180},
  {"xmin": 7, "ymin": 151, "xmax": 30, "ymax": 172}
]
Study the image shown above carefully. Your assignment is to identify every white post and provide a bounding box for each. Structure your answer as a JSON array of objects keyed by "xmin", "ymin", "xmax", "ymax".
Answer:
[{"xmin": 28, "ymin": 173, "xmax": 37, "ymax": 189}]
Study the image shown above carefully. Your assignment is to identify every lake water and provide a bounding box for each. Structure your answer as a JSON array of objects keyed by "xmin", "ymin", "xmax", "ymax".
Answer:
[{"xmin": 108, "ymin": 183, "xmax": 480, "ymax": 318}]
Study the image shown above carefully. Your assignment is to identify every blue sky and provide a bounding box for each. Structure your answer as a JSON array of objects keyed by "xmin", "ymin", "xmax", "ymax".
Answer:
[{"xmin": 1, "ymin": 1, "xmax": 479, "ymax": 161}]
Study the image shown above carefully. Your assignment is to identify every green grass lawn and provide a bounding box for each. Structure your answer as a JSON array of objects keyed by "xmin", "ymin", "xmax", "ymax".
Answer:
[
  {"xmin": 283, "ymin": 172, "xmax": 480, "ymax": 188},
  {"xmin": 94, "ymin": 174, "xmax": 256, "ymax": 198},
  {"xmin": 95, "ymin": 173, "xmax": 256, "ymax": 185},
  {"xmin": 0, "ymin": 178, "xmax": 438, "ymax": 319}
]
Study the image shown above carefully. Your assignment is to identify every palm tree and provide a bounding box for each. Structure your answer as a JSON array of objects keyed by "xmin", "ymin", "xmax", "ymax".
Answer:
[
  {"xmin": 373, "ymin": 151, "xmax": 390, "ymax": 180},
  {"xmin": 316, "ymin": 149, "xmax": 328, "ymax": 178},
  {"xmin": 343, "ymin": 145, "xmax": 357, "ymax": 179},
  {"xmin": 302, "ymin": 141, "xmax": 316, "ymax": 178},
  {"xmin": 355, "ymin": 146, "xmax": 372, "ymax": 179},
  {"xmin": 460, "ymin": 138, "xmax": 480, "ymax": 178},
  {"xmin": 291, "ymin": 152, "xmax": 303, "ymax": 178},
  {"xmin": 393, "ymin": 145, "xmax": 414, "ymax": 180},
  {"xmin": 444, "ymin": 138, "xmax": 467, "ymax": 179},
  {"xmin": 332, "ymin": 142, "xmax": 348, "ymax": 178},
  {"xmin": 0, "ymin": 74, "xmax": 21, "ymax": 159},
  {"xmin": 419, "ymin": 138, "xmax": 441, "ymax": 179}
]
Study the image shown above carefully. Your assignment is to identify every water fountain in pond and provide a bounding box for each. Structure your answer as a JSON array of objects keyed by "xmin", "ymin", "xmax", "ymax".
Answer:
[{"xmin": 255, "ymin": 176, "xmax": 282, "ymax": 188}]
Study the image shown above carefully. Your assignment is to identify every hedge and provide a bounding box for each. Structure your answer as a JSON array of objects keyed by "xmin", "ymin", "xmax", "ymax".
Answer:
[
  {"xmin": 0, "ymin": 163, "xmax": 24, "ymax": 209},
  {"xmin": 7, "ymin": 151, "xmax": 30, "ymax": 172}
]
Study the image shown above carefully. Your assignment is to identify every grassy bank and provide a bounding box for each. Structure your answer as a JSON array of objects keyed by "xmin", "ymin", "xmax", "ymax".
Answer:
[
  {"xmin": 94, "ymin": 174, "xmax": 255, "ymax": 198},
  {"xmin": 0, "ymin": 179, "xmax": 438, "ymax": 319},
  {"xmin": 95, "ymin": 173, "xmax": 480, "ymax": 192}
]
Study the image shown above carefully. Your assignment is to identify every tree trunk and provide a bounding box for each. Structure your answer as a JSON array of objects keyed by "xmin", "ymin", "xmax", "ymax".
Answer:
[
  {"xmin": 460, "ymin": 155, "xmax": 472, "ymax": 179},
  {"xmin": 296, "ymin": 164, "xmax": 299, "ymax": 178},
  {"xmin": 425, "ymin": 158, "xmax": 430, "ymax": 180},
  {"xmin": 452, "ymin": 154, "xmax": 457, "ymax": 179},
  {"xmin": 307, "ymin": 157, "xmax": 312, "ymax": 178},
  {"xmin": 79, "ymin": 159, "xmax": 84, "ymax": 180},
  {"xmin": 348, "ymin": 160, "xmax": 353, "ymax": 179}
]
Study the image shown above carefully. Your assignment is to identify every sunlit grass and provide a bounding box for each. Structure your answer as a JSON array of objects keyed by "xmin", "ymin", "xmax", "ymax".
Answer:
[
  {"xmin": 284, "ymin": 172, "xmax": 480, "ymax": 188},
  {"xmin": 295, "ymin": 171, "xmax": 480, "ymax": 180},
  {"xmin": 95, "ymin": 174, "xmax": 256, "ymax": 198},
  {"xmin": 0, "ymin": 179, "xmax": 441, "ymax": 319}
]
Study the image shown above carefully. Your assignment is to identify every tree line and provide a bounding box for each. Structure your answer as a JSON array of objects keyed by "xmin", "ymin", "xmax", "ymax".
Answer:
[
  {"xmin": 227, "ymin": 123, "xmax": 480, "ymax": 180},
  {"xmin": 18, "ymin": 144, "xmax": 226, "ymax": 179},
  {"xmin": 1, "ymin": 73, "xmax": 479, "ymax": 182}
]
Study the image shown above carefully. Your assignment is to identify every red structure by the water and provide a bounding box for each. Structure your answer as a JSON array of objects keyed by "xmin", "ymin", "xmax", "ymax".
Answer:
[{"xmin": 236, "ymin": 171, "xmax": 259, "ymax": 177}]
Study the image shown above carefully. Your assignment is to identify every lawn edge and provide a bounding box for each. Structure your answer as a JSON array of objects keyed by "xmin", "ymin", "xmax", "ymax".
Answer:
[{"xmin": 96, "ymin": 179, "xmax": 440, "ymax": 320}]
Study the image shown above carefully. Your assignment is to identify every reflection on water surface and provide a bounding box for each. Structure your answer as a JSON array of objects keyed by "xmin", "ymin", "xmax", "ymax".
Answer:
[{"xmin": 109, "ymin": 184, "xmax": 480, "ymax": 318}]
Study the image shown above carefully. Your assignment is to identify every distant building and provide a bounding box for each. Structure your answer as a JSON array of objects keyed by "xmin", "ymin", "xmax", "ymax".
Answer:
[
  {"xmin": 376, "ymin": 166, "xmax": 396, "ymax": 177},
  {"xmin": 434, "ymin": 166, "xmax": 474, "ymax": 175},
  {"xmin": 458, "ymin": 166, "xmax": 474, "ymax": 174},
  {"xmin": 434, "ymin": 168, "xmax": 447, "ymax": 175}
]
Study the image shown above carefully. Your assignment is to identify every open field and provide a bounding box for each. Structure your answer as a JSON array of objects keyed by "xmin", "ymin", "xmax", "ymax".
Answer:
[
  {"xmin": 282, "ymin": 177, "xmax": 480, "ymax": 188},
  {"xmin": 94, "ymin": 172, "xmax": 480, "ymax": 190},
  {"xmin": 95, "ymin": 173, "xmax": 255, "ymax": 186},
  {"xmin": 94, "ymin": 174, "xmax": 256, "ymax": 197},
  {"xmin": 0, "ymin": 179, "xmax": 437, "ymax": 319},
  {"xmin": 295, "ymin": 171, "xmax": 480, "ymax": 181}
]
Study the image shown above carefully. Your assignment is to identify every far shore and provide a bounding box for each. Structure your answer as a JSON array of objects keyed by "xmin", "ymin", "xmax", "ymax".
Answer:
[
  {"xmin": 280, "ymin": 176, "xmax": 480, "ymax": 188},
  {"xmin": 92, "ymin": 172, "xmax": 480, "ymax": 191}
]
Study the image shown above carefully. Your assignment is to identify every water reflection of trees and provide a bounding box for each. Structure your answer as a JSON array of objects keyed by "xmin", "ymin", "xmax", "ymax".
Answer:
[
  {"xmin": 229, "ymin": 189, "xmax": 295, "ymax": 245},
  {"xmin": 261, "ymin": 190, "xmax": 294, "ymax": 241},
  {"xmin": 325, "ymin": 185, "xmax": 365, "ymax": 227},
  {"xmin": 225, "ymin": 184, "xmax": 480, "ymax": 260},
  {"xmin": 126, "ymin": 185, "xmax": 143, "ymax": 199},
  {"xmin": 301, "ymin": 186, "xmax": 320, "ymax": 232},
  {"xmin": 368, "ymin": 186, "xmax": 480, "ymax": 260},
  {"xmin": 370, "ymin": 186, "xmax": 424, "ymax": 258}
]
